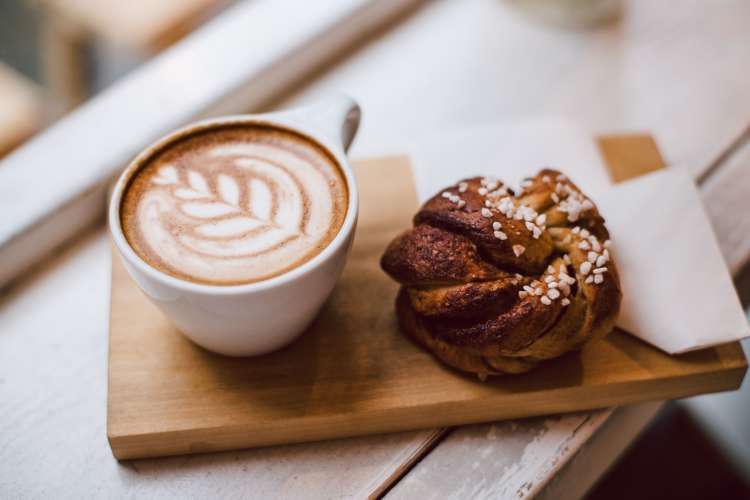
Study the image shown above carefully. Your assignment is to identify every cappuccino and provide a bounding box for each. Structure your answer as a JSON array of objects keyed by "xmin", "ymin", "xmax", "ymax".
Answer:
[{"xmin": 120, "ymin": 125, "xmax": 348, "ymax": 285}]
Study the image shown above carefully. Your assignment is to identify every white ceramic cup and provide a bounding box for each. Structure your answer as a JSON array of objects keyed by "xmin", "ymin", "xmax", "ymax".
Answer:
[{"xmin": 109, "ymin": 96, "xmax": 360, "ymax": 356}]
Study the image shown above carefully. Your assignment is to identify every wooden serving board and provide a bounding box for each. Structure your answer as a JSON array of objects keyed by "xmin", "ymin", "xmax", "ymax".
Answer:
[{"xmin": 107, "ymin": 135, "xmax": 747, "ymax": 460}]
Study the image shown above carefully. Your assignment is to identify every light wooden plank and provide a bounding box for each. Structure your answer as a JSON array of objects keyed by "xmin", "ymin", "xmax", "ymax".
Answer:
[
  {"xmin": 107, "ymin": 152, "xmax": 745, "ymax": 460},
  {"xmin": 386, "ymin": 403, "xmax": 663, "ymax": 500},
  {"xmin": 388, "ymin": 410, "xmax": 612, "ymax": 499},
  {"xmin": 596, "ymin": 135, "xmax": 666, "ymax": 182},
  {"xmin": 535, "ymin": 402, "xmax": 663, "ymax": 500}
]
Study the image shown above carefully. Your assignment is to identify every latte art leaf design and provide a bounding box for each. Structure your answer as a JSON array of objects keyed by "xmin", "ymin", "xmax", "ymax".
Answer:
[
  {"xmin": 152, "ymin": 164, "xmax": 305, "ymax": 249},
  {"xmin": 123, "ymin": 128, "xmax": 347, "ymax": 284}
]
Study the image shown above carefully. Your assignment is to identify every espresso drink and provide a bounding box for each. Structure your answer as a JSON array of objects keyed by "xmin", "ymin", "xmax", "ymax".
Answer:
[{"xmin": 121, "ymin": 125, "xmax": 348, "ymax": 285}]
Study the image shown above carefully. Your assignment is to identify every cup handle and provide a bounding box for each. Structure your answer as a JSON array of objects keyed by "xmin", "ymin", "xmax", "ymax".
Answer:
[{"xmin": 267, "ymin": 95, "xmax": 361, "ymax": 152}]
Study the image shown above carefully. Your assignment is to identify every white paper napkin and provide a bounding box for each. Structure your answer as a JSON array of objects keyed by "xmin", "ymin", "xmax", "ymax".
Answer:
[
  {"xmin": 408, "ymin": 117, "xmax": 749, "ymax": 354},
  {"xmin": 599, "ymin": 169, "xmax": 749, "ymax": 353}
]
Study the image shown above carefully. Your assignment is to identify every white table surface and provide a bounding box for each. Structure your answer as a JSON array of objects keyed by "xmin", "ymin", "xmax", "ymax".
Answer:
[{"xmin": 3, "ymin": 0, "xmax": 750, "ymax": 498}]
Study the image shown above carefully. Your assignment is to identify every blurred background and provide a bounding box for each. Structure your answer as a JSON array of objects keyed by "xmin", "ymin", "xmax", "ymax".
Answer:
[{"xmin": 1, "ymin": 1, "xmax": 749, "ymax": 498}]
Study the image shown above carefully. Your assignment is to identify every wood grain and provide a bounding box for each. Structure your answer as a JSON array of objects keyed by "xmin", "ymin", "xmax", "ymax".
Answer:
[
  {"xmin": 107, "ymin": 148, "xmax": 747, "ymax": 460},
  {"xmin": 596, "ymin": 135, "xmax": 666, "ymax": 182},
  {"xmin": 534, "ymin": 402, "xmax": 663, "ymax": 500},
  {"xmin": 388, "ymin": 403, "xmax": 663, "ymax": 500}
]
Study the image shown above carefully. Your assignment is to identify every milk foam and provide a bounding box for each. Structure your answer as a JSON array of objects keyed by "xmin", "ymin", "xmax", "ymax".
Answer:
[{"xmin": 122, "ymin": 128, "xmax": 346, "ymax": 285}]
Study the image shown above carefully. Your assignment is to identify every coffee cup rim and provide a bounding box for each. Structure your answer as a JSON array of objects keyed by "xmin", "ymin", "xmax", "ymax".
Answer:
[{"xmin": 109, "ymin": 114, "xmax": 359, "ymax": 295}]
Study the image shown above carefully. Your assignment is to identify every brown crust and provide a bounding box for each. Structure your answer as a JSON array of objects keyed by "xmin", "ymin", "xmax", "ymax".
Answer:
[
  {"xmin": 380, "ymin": 225, "xmax": 505, "ymax": 286},
  {"xmin": 414, "ymin": 177, "xmax": 554, "ymax": 275},
  {"xmin": 381, "ymin": 170, "xmax": 622, "ymax": 378},
  {"xmin": 407, "ymin": 277, "xmax": 526, "ymax": 319}
]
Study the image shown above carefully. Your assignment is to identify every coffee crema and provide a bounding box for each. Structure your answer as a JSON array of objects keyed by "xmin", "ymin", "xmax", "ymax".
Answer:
[{"xmin": 120, "ymin": 124, "xmax": 348, "ymax": 285}]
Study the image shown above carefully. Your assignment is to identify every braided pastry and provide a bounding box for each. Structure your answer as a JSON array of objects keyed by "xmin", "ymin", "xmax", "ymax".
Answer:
[{"xmin": 380, "ymin": 169, "xmax": 622, "ymax": 379}]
